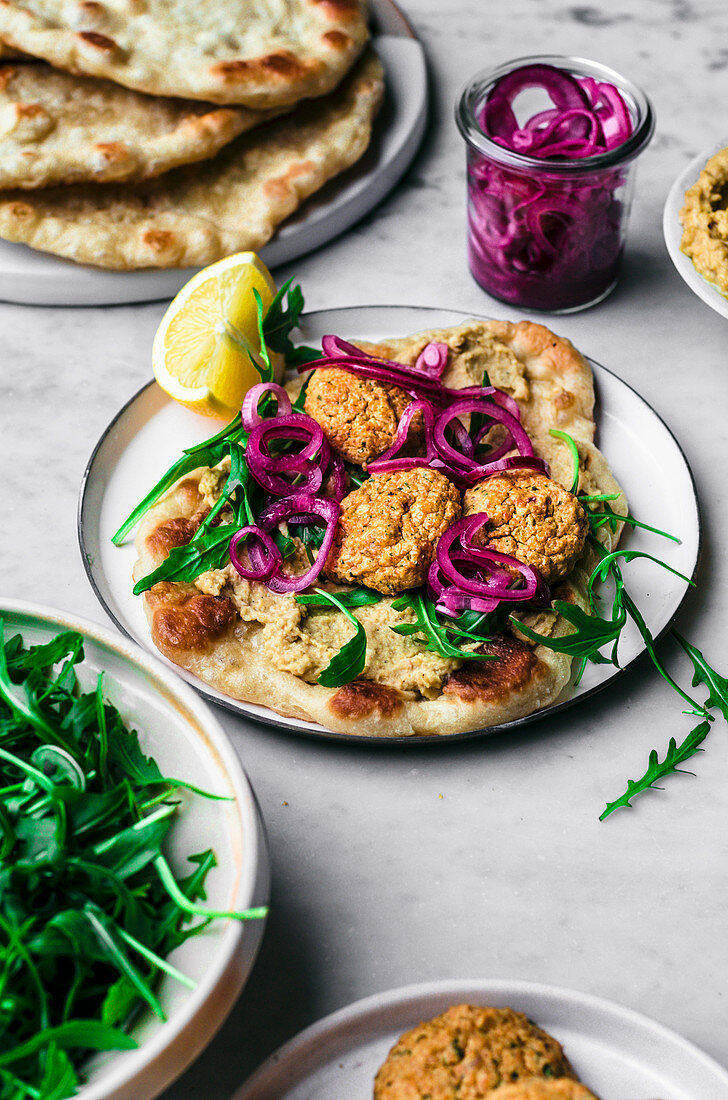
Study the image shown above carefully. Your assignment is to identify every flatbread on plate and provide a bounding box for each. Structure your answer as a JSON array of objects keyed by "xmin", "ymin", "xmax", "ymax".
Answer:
[
  {"xmin": 0, "ymin": 0, "xmax": 369, "ymax": 109},
  {"xmin": 132, "ymin": 320, "xmax": 627, "ymax": 739},
  {"xmin": 0, "ymin": 61, "xmax": 283, "ymax": 189},
  {"xmin": 0, "ymin": 49, "xmax": 383, "ymax": 268}
]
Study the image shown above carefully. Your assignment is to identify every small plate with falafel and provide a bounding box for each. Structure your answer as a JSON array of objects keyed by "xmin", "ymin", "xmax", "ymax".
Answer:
[
  {"xmin": 79, "ymin": 305, "xmax": 700, "ymax": 743},
  {"xmin": 231, "ymin": 978, "xmax": 728, "ymax": 1098}
]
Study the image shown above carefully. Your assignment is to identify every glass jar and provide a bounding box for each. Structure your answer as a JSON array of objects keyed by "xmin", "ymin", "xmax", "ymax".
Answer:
[{"xmin": 456, "ymin": 55, "xmax": 655, "ymax": 312}]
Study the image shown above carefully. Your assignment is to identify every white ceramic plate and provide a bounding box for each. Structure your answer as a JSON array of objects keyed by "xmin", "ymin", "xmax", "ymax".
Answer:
[
  {"xmin": 0, "ymin": 0, "xmax": 427, "ymax": 307},
  {"xmin": 663, "ymin": 138, "xmax": 728, "ymax": 320},
  {"xmin": 78, "ymin": 305, "xmax": 701, "ymax": 745},
  {"xmin": 231, "ymin": 978, "xmax": 728, "ymax": 1099},
  {"xmin": 0, "ymin": 599, "xmax": 269, "ymax": 1100}
]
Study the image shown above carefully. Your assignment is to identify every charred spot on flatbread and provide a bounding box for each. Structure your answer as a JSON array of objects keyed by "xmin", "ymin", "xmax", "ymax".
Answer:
[
  {"xmin": 328, "ymin": 679, "xmax": 403, "ymax": 719},
  {"xmin": 150, "ymin": 588, "xmax": 237, "ymax": 653},
  {"xmin": 210, "ymin": 51, "xmax": 313, "ymax": 86},
  {"xmin": 145, "ymin": 507, "xmax": 210, "ymax": 558},
  {"xmin": 443, "ymin": 635, "xmax": 543, "ymax": 703}
]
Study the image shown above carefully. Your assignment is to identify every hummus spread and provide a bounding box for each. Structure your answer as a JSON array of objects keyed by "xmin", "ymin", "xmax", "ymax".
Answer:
[
  {"xmin": 680, "ymin": 146, "xmax": 728, "ymax": 297},
  {"xmin": 194, "ymin": 560, "xmax": 462, "ymax": 698}
]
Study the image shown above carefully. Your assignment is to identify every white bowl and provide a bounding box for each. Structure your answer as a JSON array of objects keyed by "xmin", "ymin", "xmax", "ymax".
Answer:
[
  {"xmin": 663, "ymin": 138, "xmax": 728, "ymax": 320},
  {"xmin": 0, "ymin": 598, "xmax": 270, "ymax": 1100}
]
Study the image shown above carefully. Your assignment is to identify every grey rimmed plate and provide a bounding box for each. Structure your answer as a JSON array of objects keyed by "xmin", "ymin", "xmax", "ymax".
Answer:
[
  {"xmin": 232, "ymin": 978, "xmax": 728, "ymax": 1099},
  {"xmin": 0, "ymin": 0, "xmax": 427, "ymax": 307},
  {"xmin": 231, "ymin": 978, "xmax": 728, "ymax": 1099},
  {"xmin": 78, "ymin": 305, "xmax": 701, "ymax": 745}
]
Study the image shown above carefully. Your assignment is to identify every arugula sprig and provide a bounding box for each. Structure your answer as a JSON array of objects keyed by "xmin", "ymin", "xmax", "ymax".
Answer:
[
  {"xmin": 295, "ymin": 588, "xmax": 374, "ymax": 688},
  {"xmin": 599, "ymin": 719, "xmax": 712, "ymax": 820},
  {"xmin": 601, "ymin": 633, "xmax": 728, "ymax": 818},
  {"xmin": 391, "ymin": 590, "xmax": 506, "ymax": 661},
  {"xmin": 0, "ymin": 624, "xmax": 266, "ymax": 1098},
  {"xmin": 261, "ymin": 277, "xmax": 322, "ymax": 368}
]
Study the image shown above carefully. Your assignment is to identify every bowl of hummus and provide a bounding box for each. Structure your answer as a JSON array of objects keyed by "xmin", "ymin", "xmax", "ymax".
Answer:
[{"xmin": 663, "ymin": 138, "xmax": 728, "ymax": 320}]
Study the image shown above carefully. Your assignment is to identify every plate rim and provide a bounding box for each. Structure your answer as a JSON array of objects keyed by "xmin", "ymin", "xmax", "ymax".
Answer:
[
  {"xmin": 231, "ymin": 976, "xmax": 728, "ymax": 1097},
  {"xmin": 78, "ymin": 303, "xmax": 702, "ymax": 747},
  {"xmin": 0, "ymin": 596, "xmax": 270, "ymax": 1100},
  {"xmin": 662, "ymin": 137, "xmax": 728, "ymax": 320}
]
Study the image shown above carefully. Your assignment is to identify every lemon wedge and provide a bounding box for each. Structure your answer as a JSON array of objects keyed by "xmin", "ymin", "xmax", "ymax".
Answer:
[{"xmin": 152, "ymin": 251, "xmax": 283, "ymax": 420}]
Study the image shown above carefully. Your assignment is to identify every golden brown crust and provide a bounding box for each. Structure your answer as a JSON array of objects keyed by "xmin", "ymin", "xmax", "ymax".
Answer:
[
  {"xmin": 442, "ymin": 636, "xmax": 542, "ymax": 704},
  {"xmin": 144, "ymin": 507, "xmax": 209, "ymax": 558},
  {"xmin": 150, "ymin": 590, "xmax": 237, "ymax": 654},
  {"xmin": 328, "ymin": 679, "xmax": 404, "ymax": 719},
  {"xmin": 0, "ymin": 61, "xmax": 281, "ymax": 190},
  {"xmin": 0, "ymin": 0, "xmax": 369, "ymax": 109}
]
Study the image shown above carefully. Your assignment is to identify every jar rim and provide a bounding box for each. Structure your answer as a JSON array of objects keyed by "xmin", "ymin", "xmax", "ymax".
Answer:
[{"xmin": 455, "ymin": 54, "xmax": 655, "ymax": 174}]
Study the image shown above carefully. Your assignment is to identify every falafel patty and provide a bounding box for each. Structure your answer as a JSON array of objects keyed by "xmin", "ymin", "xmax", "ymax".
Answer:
[
  {"xmin": 486, "ymin": 1082, "xmax": 600, "ymax": 1099},
  {"xmin": 463, "ymin": 472, "xmax": 588, "ymax": 584},
  {"xmin": 374, "ymin": 1005, "xmax": 577, "ymax": 1099},
  {"xmin": 325, "ymin": 467, "xmax": 461, "ymax": 595},
  {"xmin": 304, "ymin": 367, "xmax": 417, "ymax": 466}
]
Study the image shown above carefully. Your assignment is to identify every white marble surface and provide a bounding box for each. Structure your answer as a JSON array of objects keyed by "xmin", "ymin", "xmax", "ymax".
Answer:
[{"xmin": 2, "ymin": 0, "xmax": 728, "ymax": 1095}]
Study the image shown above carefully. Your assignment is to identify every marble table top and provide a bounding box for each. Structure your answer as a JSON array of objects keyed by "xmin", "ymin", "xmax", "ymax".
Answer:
[{"xmin": 1, "ymin": 0, "xmax": 727, "ymax": 1095}]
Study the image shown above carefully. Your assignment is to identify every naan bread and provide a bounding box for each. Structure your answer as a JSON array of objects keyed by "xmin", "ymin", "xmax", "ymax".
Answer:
[
  {"xmin": 0, "ymin": 49, "xmax": 383, "ymax": 268},
  {"xmin": 0, "ymin": 61, "xmax": 282, "ymax": 189},
  {"xmin": 0, "ymin": 40, "xmax": 23, "ymax": 58},
  {"xmin": 132, "ymin": 321, "xmax": 627, "ymax": 739},
  {"xmin": 0, "ymin": 0, "xmax": 369, "ymax": 108}
]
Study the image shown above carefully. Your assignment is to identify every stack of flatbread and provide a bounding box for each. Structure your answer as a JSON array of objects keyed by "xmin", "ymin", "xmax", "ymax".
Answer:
[{"xmin": 0, "ymin": 1, "xmax": 382, "ymax": 269}]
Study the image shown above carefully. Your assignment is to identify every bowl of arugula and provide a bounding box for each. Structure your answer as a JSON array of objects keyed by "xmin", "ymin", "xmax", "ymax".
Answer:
[{"xmin": 0, "ymin": 597, "xmax": 269, "ymax": 1100}]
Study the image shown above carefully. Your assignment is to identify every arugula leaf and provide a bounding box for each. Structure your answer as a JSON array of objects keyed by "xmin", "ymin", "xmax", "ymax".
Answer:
[
  {"xmin": 38, "ymin": 1046, "xmax": 77, "ymax": 1100},
  {"xmin": 0, "ymin": 1021, "xmax": 137, "ymax": 1068},
  {"xmin": 585, "ymin": 500, "xmax": 681, "ymax": 542},
  {"xmin": 112, "ymin": 417, "xmax": 247, "ymax": 546},
  {"xmin": 672, "ymin": 631, "xmax": 728, "ymax": 722},
  {"xmin": 468, "ymin": 367, "xmax": 494, "ymax": 449},
  {"xmin": 132, "ymin": 524, "xmax": 237, "ymax": 594},
  {"xmin": 262, "ymin": 277, "xmax": 322, "ymax": 367},
  {"xmin": 344, "ymin": 463, "xmax": 367, "ymax": 488},
  {"xmin": 114, "ymin": 275, "xmax": 316, "ymax": 547},
  {"xmin": 291, "ymin": 372, "xmax": 312, "ymax": 413},
  {"xmin": 106, "ymin": 724, "xmax": 164, "ymax": 787},
  {"xmin": 600, "ymin": 720, "xmax": 711, "ymax": 820},
  {"xmin": 296, "ymin": 589, "xmax": 382, "ymax": 609},
  {"xmin": 511, "ymin": 600, "xmax": 624, "ymax": 663},
  {"xmin": 303, "ymin": 588, "xmax": 369, "ymax": 688},
  {"xmin": 549, "ymin": 428, "xmax": 580, "ymax": 493},
  {"xmin": 391, "ymin": 591, "xmax": 500, "ymax": 661}
]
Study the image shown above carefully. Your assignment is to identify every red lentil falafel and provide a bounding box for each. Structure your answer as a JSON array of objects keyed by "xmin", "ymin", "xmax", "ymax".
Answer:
[
  {"xmin": 463, "ymin": 471, "xmax": 588, "ymax": 584},
  {"xmin": 373, "ymin": 1004, "xmax": 577, "ymax": 1099},
  {"xmin": 304, "ymin": 367, "xmax": 418, "ymax": 467},
  {"xmin": 325, "ymin": 467, "xmax": 461, "ymax": 595}
]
